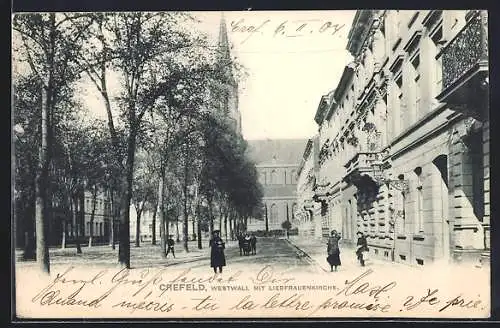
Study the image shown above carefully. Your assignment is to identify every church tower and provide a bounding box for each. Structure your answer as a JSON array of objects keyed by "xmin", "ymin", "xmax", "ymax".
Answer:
[{"xmin": 217, "ymin": 13, "xmax": 242, "ymax": 134}]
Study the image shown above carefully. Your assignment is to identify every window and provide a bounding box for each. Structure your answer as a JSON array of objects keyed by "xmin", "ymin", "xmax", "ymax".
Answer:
[
  {"xmin": 291, "ymin": 170, "xmax": 296, "ymax": 184},
  {"xmin": 270, "ymin": 170, "xmax": 277, "ymax": 184},
  {"xmin": 284, "ymin": 171, "xmax": 287, "ymax": 184},
  {"xmin": 86, "ymin": 222, "xmax": 90, "ymax": 236},
  {"xmin": 412, "ymin": 54, "xmax": 421, "ymax": 115},
  {"xmin": 431, "ymin": 25, "xmax": 443, "ymax": 96},
  {"xmin": 396, "ymin": 75, "xmax": 404, "ymax": 132},
  {"xmin": 270, "ymin": 204, "xmax": 278, "ymax": 224}
]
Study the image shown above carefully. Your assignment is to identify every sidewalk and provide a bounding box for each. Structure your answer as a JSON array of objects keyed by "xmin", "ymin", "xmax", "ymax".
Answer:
[{"xmin": 285, "ymin": 235, "xmax": 405, "ymax": 273}]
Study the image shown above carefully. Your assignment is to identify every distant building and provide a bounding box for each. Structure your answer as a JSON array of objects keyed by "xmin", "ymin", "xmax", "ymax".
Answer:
[{"xmin": 246, "ymin": 139, "xmax": 307, "ymax": 232}]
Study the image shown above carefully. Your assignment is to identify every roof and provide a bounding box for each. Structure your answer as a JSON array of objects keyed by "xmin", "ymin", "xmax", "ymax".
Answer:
[{"xmin": 246, "ymin": 139, "xmax": 308, "ymax": 165}]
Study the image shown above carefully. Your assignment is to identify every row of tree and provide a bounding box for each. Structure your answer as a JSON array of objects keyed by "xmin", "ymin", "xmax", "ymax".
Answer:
[{"xmin": 13, "ymin": 12, "xmax": 263, "ymax": 274}]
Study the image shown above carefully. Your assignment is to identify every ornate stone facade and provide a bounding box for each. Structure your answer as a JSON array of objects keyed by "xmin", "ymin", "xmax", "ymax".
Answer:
[{"xmin": 297, "ymin": 10, "xmax": 489, "ymax": 266}]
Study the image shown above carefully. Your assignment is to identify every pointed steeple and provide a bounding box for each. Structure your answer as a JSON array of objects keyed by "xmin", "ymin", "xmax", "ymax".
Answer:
[
  {"xmin": 216, "ymin": 12, "xmax": 241, "ymax": 134},
  {"xmin": 217, "ymin": 12, "xmax": 232, "ymax": 65}
]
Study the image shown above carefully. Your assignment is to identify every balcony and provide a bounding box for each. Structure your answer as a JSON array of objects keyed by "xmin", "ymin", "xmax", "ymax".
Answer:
[
  {"xmin": 436, "ymin": 11, "xmax": 489, "ymax": 121},
  {"xmin": 343, "ymin": 152, "xmax": 380, "ymax": 188}
]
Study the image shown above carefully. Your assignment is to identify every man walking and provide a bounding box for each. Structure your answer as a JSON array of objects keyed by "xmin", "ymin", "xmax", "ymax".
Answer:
[{"xmin": 166, "ymin": 234, "xmax": 176, "ymax": 258}]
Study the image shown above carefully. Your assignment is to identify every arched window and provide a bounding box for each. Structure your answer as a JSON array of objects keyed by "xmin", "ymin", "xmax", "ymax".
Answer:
[
  {"xmin": 270, "ymin": 204, "xmax": 278, "ymax": 224},
  {"xmin": 270, "ymin": 170, "xmax": 278, "ymax": 184}
]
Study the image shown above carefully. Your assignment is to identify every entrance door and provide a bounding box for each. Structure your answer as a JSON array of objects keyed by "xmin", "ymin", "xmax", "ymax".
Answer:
[{"xmin": 433, "ymin": 155, "xmax": 450, "ymax": 261}]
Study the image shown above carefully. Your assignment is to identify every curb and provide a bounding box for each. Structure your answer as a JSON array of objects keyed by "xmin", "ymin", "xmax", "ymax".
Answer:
[{"xmin": 284, "ymin": 239, "xmax": 327, "ymax": 273}]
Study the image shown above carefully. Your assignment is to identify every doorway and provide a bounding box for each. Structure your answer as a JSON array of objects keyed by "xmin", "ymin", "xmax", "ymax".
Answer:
[{"xmin": 433, "ymin": 155, "xmax": 450, "ymax": 261}]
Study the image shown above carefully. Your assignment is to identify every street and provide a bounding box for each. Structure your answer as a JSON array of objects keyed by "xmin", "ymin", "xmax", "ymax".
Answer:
[{"xmin": 15, "ymin": 237, "xmax": 318, "ymax": 274}]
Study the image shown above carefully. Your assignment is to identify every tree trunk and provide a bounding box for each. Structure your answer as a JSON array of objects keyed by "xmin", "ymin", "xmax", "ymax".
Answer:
[
  {"xmin": 108, "ymin": 188, "xmax": 114, "ymax": 248},
  {"xmin": 88, "ymin": 185, "xmax": 98, "ymax": 248},
  {"xmin": 160, "ymin": 209, "xmax": 166, "ymax": 258},
  {"xmin": 224, "ymin": 210, "xmax": 228, "ymax": 243},
  {"xmin": 192, "ymin": 211, "xmax": 196, "ymax": 241},
  {"xmin": 165, "ymin": 211, "xmax": 170, "ymax": 244},
  {"xmin": 197, "ymin": 204, "xmax": 202, "ymax": 249},
  {"xmin": 151, "ymin": 199, "xmax": 157, "ymax": 245},
  {"xmin": 118, "ymin": 129, "xmax": 137, "ymax": 268},
  {"xmin": 176, "ymin": 215, "xmax": 180, "ymax": 242},
  {"xmin": 228, "ymin": 209, "xmax": 234, "ymax": 240},
  {"xmin": 109, "ymin": 190, "xmax": 116, "ymax": 249},
  {"xmin": 157, "ymin": 168, "xmax": 167, "ymax": 257},
  {"xmin": 71, "ymin": 193, "xmax": 82, "ymax": 254},
  {"xmin": 61, "ymin": 220, "xmax": 66, "ymax": 249},
  {"xmin": 208, "ymin": 199, "xmax": 214, "ymax": 236},
  {"xmin": 219, "ymin": 205, "xmax": 223, "ymax": 235},
  {"xmin": 77, "ymin": 186, "xmax": 84, "ymax": 253},
  {"xmin": 135, "ymin": 205, "xmax": 142, "ymax": 247},
  {"xmin": 23, "ymin": 193, "xmax": 36, "ymax": 260},
  {"xmin": 182, "ymin": 145, "xmax": 189, "ymax": 253},
  {"xmin": 35, "ymin": 86, "xmax": 50, "ymax": 274},
  {"xmin": 265, "ymin": 205, "xmax": 269, "ymax": 233}
]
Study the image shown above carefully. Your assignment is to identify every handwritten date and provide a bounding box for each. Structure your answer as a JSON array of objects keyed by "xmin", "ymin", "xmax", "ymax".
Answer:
[{"xmin": 231, "ymin": 18, "xmax": 345, "ymax": 44}]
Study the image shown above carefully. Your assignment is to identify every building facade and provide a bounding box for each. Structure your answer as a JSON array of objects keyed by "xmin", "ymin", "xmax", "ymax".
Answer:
[
  {"xmin": 246, "ymin": 139, "xmax": 306, "ymax": 232},
  {"xmin": 46, "ymin": 188, "xmax": 118, "ymax": 247},
  {"xmin": 295, "ymin": 136, "xmax": 321, "ymax": 238},
  {"xmin": 297, "ymin": 10, "xmax": 489, "ymax": 266}
]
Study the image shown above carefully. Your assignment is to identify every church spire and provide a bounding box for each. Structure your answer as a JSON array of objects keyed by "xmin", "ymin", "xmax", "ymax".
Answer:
[{"xmin": 217, "ymin": 12, "xmax": 231, "ymax": 64}]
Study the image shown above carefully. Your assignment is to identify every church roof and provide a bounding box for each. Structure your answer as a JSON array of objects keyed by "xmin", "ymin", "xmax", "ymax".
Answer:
[{"xmin": 246, "ymin": 139, "xmax": 308, "ymax": 165}]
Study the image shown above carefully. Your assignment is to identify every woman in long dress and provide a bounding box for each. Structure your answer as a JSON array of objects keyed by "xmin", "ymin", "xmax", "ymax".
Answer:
[
  {"xmin": 209, "ymin": 230, "xmax": 226, "ymax": 273},
  {"xmin": 326, "ymin": 230, "xmax": 341, "ymax": 272}
]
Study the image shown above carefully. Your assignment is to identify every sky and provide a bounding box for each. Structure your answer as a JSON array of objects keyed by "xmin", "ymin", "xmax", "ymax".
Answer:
[
  {"xmin": 195, "ymin": 11, "xmax": 356, "ymax": 140},
  {"xmin": 77, "ymin": 11, "xmax": 356, "ymax": 141}
]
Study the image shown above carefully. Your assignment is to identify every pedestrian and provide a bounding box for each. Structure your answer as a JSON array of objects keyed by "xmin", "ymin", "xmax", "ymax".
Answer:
[
  {"xmin": 238, "ymin": 233, "xmax": 244, "ymax": 256},
  {"xmin": 356, "ymin": 231, "xmax": 369, "ymax": 267},
  {"xmin": 166, "ymin": 234, "xmax": 176, "ymax": 258},
  {"xmin": 326, "ymin": 230, "xmax": 341, "ymax": 272},
  {"xmin": 250, "ymin": 233, "xmax": 257, "ymax": 255},
  {"xmin": 243, "ymin": 233, "xmax": 251, "ymax": 256},
  {"xmin": 209, "ymin": 230, "xmax": 226, "ymax": 274}
]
